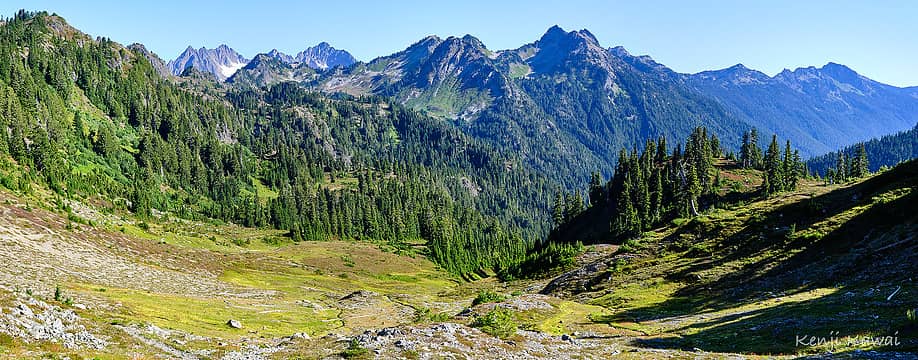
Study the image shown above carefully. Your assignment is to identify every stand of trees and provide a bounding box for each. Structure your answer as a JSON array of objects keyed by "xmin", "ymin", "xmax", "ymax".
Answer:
[
  {"xmin": 550, "ymin": 127, "xmax": 806, "ymax": 244},
  {"xmin": 822, "ymin": 143, "xmax": 870, "ymax": 185}
]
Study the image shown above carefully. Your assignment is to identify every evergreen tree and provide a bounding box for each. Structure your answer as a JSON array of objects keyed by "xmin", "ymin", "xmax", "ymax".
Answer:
[
  {"xmin": 650, "ymin": 169, "xmax": 664, "ymax": 224},
  {"xmin": 552, "ymin": 192, "xmax": 566, "ymax": 227},
  {"xmin": 835, "ymin": 152, "xmax": 848, "ymax": 183},
  {"xmin": 854, "ymin": 143, "xmax": 869, "ymax": 178},
  {"xmin": 565, "ymin": 192, "xmax": 585, "ymax": 221},
  {"xmin": 710, "ymin": 133, "xmax": 722, "ymax": 158},
  {"xmin": 656, "ymin": 136, "xmax": 668, "ymax": 163},
  {"xmin": 762, "ymin": 134, "xmax": 783, "ymax": 196},
  {"xmin": 588, "ymin": 172, "xmax": 605, "ymax": 206}
]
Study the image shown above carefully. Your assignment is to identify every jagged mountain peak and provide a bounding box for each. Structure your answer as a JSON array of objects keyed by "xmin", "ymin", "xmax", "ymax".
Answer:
[
  {"xmin": 526, "ymin": 25, "xmax": 610, "ymax": 75},
  {"xmin": 538, "ymin": 25, "xmax": 600, "ymax": 47},
  {"xmin": 295, "ymin": 42, "xmax": 356, "ymax": 70},
  {"xmin": 819, "ymin": 62, "xmax": 864, "ymax": 82},
  {"xmin": 267, "ymin": 48, "xmax": 295, "ymax": 64},
  {"xmin": 437, "ymin": 34, "xmax": 489, "ymax": 53},
  {"xmin": 691, "ymin": 63, "xmax": 771, "ymax": 84},
  {"xmin": 404, "ymin": 35, "xmax": 444, "ymax": 52},
  {"xmin": 128, "ymin": 43, "xmax": 171, "ymax": 78},
  {"xmin": 728, "ymin": 63, "xmax": 750, "ymax": 71},
  {"xmin": 608, "ymin": 45, "xmax": 630, "ymax": 57},
  {"xmin": 167, "ymin": 45, "xmax": 248, "ymax": 81}
]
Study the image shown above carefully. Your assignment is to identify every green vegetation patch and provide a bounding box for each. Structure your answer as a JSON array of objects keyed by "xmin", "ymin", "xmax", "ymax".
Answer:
[{"xmin": 101, "ymin": 288, "xmax": 338, "ymax": 339}]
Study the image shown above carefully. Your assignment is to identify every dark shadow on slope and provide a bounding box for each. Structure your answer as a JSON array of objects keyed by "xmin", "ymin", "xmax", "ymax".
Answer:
[
  {"xmin": 590, "ymin": 161, "xmax": 918, "ymax": 353},
  {"xmin": 664, "ymin": 160, "xmax": 917, "ymax": 296},
  {"xmin": 626, "ymin": 288, "xmax": 918, "ymax": 354}
]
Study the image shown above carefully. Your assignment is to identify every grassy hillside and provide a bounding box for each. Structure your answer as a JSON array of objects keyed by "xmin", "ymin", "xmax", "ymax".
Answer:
[{"xmin": 545, "ymin": 159, "xmax": 918, "ymax": 355}]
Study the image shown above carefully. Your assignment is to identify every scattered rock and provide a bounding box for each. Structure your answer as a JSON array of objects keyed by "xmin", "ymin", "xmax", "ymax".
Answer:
[
  {"xmin": 16, "ymin": 304, "xmax": 33, "ymax": 317},
  {"xmin": 146, "ymin": 324, "xmax": 171, "ymax": 338},
  {"xmin": 226, "ymin": 319, "xmax": 243, "ymax": 329},
  {"xmin": 340, "ymin": 290, "xmax": 378, "ymax": 301},
  {"xmin": 0, "ymin": 297, "xmax": 106, "ymax": 350},
  {"xmin": 456, "ymin": 307, "xmax": 474, "ymax": 317},
  {"xmin": 377, "ymin": 327, "xmax": 402, "ymax": 337}
]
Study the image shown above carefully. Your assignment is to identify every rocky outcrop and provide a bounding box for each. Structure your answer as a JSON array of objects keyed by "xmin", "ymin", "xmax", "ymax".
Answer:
[
  {"xmin": 168, "ymin": 45, "xmax": 248, "ymax": 81},
  {"xmin": 0, "ymin": 294, "xmax": 106, "ymax": 350}
]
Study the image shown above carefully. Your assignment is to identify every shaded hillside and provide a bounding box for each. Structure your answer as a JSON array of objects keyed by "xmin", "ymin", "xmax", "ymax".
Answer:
[{"xmin": 543, "ymin": 159, "xmax": 918, "ymax": 354}]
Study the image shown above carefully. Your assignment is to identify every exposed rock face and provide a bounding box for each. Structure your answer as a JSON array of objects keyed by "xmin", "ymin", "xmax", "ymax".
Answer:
[
  {"xmin": 295, "ymin": 42, "xmax": 356, "ymax": 70},
  {"xmin": 266, "ymin": 48, "xmax": 294, "ymax": 64},
  {"xmin": 226, "ymin": 53, "xmax": 317, "ymax": 88},
  {"xmin": 168, "ymin": 45, "xmax": 248, "ymax": 81},
  {"xmin": 0, "ymin": 294, "xmax": 106, "ymax": 350},
  {"xmin": 260, "ymin": 43, "xmax": 356, "ymax": 70},
  {"xmin": 128, "ymin": 43, "xmax": 172, "ymax": 78}
]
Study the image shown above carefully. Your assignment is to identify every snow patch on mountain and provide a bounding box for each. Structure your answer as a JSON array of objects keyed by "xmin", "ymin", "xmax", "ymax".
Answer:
[{"xmin": 218, "ymin": 61, "xmax": 246, "ymax": 79}]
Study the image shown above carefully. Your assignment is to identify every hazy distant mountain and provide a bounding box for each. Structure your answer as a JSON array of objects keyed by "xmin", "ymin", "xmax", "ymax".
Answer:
[
  {"xmin": 227, "ymin": 53, "xmax": 317, "ymax": 88},
  {"xmin": 266, "ymin": 49, "xmax": 295, "ymax": 64},
  {"xmin": 295, "ymin": 42, "xmax": 356, "ymax": 70},
  {"xmin": 684, "ymin": 62, "xmax": 918, "ymax": 155},
  {"xmin": 167, "ymin": 45, "xmax": 248, "ymax": 81},
  {"xmin": 260, "ymin": 43, "xmax": 356, "ymax": 70}
]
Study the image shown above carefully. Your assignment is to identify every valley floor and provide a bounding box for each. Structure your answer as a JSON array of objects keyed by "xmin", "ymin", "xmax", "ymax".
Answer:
[{"xmin": 0, "ymin": 166, "xmax": 915, "ymax": 359}]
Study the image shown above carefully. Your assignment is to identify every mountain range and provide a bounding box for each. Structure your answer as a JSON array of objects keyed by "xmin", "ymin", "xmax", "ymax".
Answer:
[
  {"xmin": 683, "ymin": 62, "xmax": 918, "ymax": 155},
  {"xmin": 167, "ymin": 44, "xmax": 248, "ymax": 81},
  {"xmin": 169, "ymin": 42, "xmax": 356, "ymax": 81},
  {"xmin": 166, "ymin": 26, "xmax": 917, "ymax": 181}
]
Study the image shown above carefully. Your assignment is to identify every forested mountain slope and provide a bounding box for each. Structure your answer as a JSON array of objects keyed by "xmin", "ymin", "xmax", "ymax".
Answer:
[
  {"xmin": 0, "ymin": 11, "xmax": 552, "ymax": 277},
  {"xmin": 541, "ymin": 158, "xmax": 917, "ymax": 355},
  {"xmin": 807, "ymin": 123, "xmax": 918, "ymax": 176},
  {"xmin": 311, "ymin": 26, "xmax": 918, "ymax": 186},
  {"xmin": 317, "ymin": 26, "xmax": 750, "ymax": 187}
]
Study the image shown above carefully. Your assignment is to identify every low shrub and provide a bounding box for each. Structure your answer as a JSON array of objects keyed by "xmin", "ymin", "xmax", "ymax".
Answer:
[
  {"xmin": 472, "ymin": 290, "xmax": 506, "ymax": 306},
  {"xmin": 472, "ymin": 308, "xmax": 517, "ymax": 339}
]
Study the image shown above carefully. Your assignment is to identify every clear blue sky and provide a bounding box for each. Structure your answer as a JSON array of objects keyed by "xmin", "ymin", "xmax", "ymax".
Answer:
[{"xmin": 5, "ymin": 0, "xmax": 916, "ymax": 86}]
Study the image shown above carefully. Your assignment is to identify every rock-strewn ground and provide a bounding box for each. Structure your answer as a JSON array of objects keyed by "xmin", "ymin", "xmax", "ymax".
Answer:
[{"xmin": 0, "ymin": 289, "xmax": 106, "ymax": 350}]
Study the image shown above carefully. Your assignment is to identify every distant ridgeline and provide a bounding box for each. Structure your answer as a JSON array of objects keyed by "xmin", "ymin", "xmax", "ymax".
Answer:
[{"xmin": 806, "ymin": 124, "xmax": 918, "ymax": 177}]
